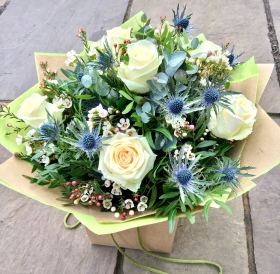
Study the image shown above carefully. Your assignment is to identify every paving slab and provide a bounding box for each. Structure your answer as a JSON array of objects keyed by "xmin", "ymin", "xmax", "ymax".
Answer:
[
  {"xmin": 130, "ymin": 0, "xmax": 280, "ymax": 113},
  {"xmin": 0, "ymin": 0, "xmax": 129, "ymax": 101},
  {"xmin": 270, "ymin": 0, "xmax": 280, "ymax": 45},
  {"xmin": 123, "ymin": 199, "xmax": 248, "ymax": 274},
  {"xmin": 249, "ymin": 117, "xmax": 280, "ymax": 274}
]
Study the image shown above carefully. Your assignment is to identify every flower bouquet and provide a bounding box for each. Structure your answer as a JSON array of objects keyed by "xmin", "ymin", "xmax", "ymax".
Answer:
[{"xmin": 1, "ymin": 5, "xmax": 280, "ymax": 256}]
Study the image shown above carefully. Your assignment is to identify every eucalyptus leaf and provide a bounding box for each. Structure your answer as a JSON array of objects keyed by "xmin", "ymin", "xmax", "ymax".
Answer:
[
  {"xmin": 190, "ymin": 38, "xmax": 199, "ymax": 49},
  {"xmin": 81, "ymin": 75, "xmax": 92, "ymax": 88},
  {"xmin": 142, "ymin": 102, "xmax": 151, "ymax": 113},
  {"xmin": 165, "ymin": 51, "xmax": 187, "ymax": 77},
  {"xmin": 141, "ymin": 113, "xmax": 150, "ymax": 123}
]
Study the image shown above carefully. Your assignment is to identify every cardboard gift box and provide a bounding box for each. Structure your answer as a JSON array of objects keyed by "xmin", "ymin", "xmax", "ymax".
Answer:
[{"xmin": 85, "ymin": 220, "xmax": 179, "ymax": 253}]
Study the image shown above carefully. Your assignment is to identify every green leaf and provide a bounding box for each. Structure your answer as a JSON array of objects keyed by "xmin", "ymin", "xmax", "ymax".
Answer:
[
  {"xmin": 168, "ymin": 208, "xmax": 177, "ymax": 234},
  {"xmin": 141, "ymin": 13, "xmax": 147, "ymax": 22},
  {"xmin": 180, "ymin": 200, "xmax": 186, "ymax": 212},
  {"xmin": 163, "ymin": 199, "xmax": 179, "ymax": 217},
  {"xmin": 182, "ymin": 29, "xmax": 189, "ymax": 44},
  {"xmin": 122, "ymin": 101, "xmax": 134, "ymax": 114},
  {"xmin": 196, "ymin": 140, "xmax": 217, "ymax": 148},
  {"xmin": 191, "ymin": 38, "xmax": 199, "ymax": 49},
  {"xmin": 148, "ymin": 186, "xmax": 157, "ymax": 208},
  {"xmin": 159, "ymin": 192, "xmax": 180, "ymax": 199},
  {"xmin": 155, "ymin": 207, "xmax": 167, "ymax": 218},
  {"xmin": 161, "ymin": 24, "xmax": 169, "ymax": 41},
  {"xmin": 185, "ymin": 210, "xmax": 195, "ymax": 224},
  {"xmin": 117, "ymin": 96, "xmax": 128, "ymax": 109},
  {"xmin": 75, "ymin": 95, "xmax": 93, "ymax": 100},
  {"xmin": 214, "ymin": 200, "xmax": 233, "ymax": 215},
  {"xmin": 61, "ymin": 68, "xmax": 75, "ymax": 79},
  {"xmin": 81, "ymin": 75, "xmax": 92, "ymax": 88},
  {"xmin": 195, "ymin": 123, "xmax": 207, "ymax": 140},
  {"xmin": 186, "ymin": 64, "xmax": 199, "ymax": 74},
  {"xmin": 203, "ymin": 200, "xmax": 212, "ymax": 222},
  {"xmin": 153, "ymin": 127, "xmax": 173, "ymax": 141},
  {"xmin": 145, "ymin": 131, "xmax": 156, "ymax": 150},
  {"xmin": 119, "ymin": 90, "xmax": 133, "ymax": 101}
]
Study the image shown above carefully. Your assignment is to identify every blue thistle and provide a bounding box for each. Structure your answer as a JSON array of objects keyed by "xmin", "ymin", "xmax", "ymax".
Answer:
[
  {"xmin": 227, "ymin": 46, "xmax": 244, "ymax": 67},
  {"xmin": 215, "ymin": 157, "xmax": 254, "ymax": 196},
  {"xmin": 39, "ymin": 123, "xmax": 60, "ymax": 142},
  {"xmin": 167, "ymin": 98, "xmax": 184, "ymax": 115},
  {"xmin": 159, "ymin": 90, "xmax": 203, "ymax": 127},
  {"xmin": 77, "ymin": 72, "xmax": 84, "ymax": 81},
  {"xmin": 80, "ymin": 133, "xmax": 98, "ymax": 151},
  {"xmin": 176, "ymin": 168, "xmax": 193, "ymax": 186},
  {"xmin": 199, "ymin": 75, "xmax": 239, "ymax": 121},
  {"xmin": 93, "ymin": 39, "xmax": 115, "ymax": 71},
  {"xmin": 171, "ymin": 4, "xmax": 195, "ymax": 34},
  {"xmin": 167, "ymin": 146, "xmax": 211, "ymax": 203},
  {"xmin": 61, "ymin": 119, "xmax": 102, "ymax": 159},
  {"xmin": 32, "ymin": 111, "xmax": 61, "ymax": 143}
]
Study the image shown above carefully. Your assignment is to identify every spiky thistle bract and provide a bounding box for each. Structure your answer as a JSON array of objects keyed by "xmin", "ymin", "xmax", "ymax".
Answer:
[
  {"xmin": 215, "ymin": 157, "xmax": 255, "ymax": 196},
  {"xmin": 166, "ymin": 146, "xmax": 212, "ymax": 204},
  {"xmin": 171, "ymin": 4, "xmax": 195, "ymax": 34},
  {"xmin": 199, "ymin": 74, "xmax": 239, "ymax": 121},
  {"xmin": 61, "ymin": 118, "xmax": 102, "ymax": 159}
]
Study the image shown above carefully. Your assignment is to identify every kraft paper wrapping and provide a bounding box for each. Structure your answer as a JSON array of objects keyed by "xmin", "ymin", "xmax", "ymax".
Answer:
[
  {"xmin": 0, "ymin": 58, "xmax": 279, "ymax": 236},
  {"xmin": 0, "ymin": 13, "xmax": 279, "ymax": 236}
]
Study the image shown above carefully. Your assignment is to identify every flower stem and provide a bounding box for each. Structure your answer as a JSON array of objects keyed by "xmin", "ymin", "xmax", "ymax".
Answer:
[{"xmin": 136, "ymin": 227, "xmax": 223, "ymax": 274}]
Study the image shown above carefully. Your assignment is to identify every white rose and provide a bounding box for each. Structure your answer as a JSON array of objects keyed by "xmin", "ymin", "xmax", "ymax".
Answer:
[
  {"xmin": 208, "ymin": 94, "xmax": 257, "ymax": 140},
  {"xmin": 89, "ymin": 27, "xmax": 131, "ymax": 57},
  {"xmin": 190, "ymin": 40, "xmax": 222, "ymax": 56},
  {"xmin": 117, "ymin": 40, "xmax": 164, "ymax": 93},
  {"xmin": 106, "ymin": 27, "xmax": 131, "ymax": 50},
  {"xmin": 88, "ymin": 37, "xmax": 106, "ymax": 57},
  {"xmin": 98, "ymin": 132, "xmax": 157, "ymax": 192},
  {"xmin": 17, "ymin": 93, "xmax": 64, "ymax": 128}
]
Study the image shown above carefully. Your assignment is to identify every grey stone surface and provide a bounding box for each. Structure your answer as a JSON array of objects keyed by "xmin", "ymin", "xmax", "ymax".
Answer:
[
  {"xmin": 0, "ymin": 0, "xmax": 8, "ymax": 7},
  {"xmin": 130, "ymin": 0, "xmax": 280, "ymax": 113},
  {"xmin": 123, "ymin": 199, "xmax": 248, "ymax": 274},
  {"xmin": 270, "ymin": 0, "xmax": 280, "ymax": 45},
  {"xmin": 249, "ymin": 117, "xmax": 280, "ymax": 274},
  {"xmin": 0, "ymin": 0, "xmax": 129, "ymax": 101}
]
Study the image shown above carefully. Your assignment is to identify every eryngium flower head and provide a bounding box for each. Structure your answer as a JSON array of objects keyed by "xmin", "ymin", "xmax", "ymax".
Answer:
[
  {"xmin": 199, "ymin": 75, "xmax": 239, "ymax": 121},
  {"xmin": 160, "ymin": 91, "xmax": 203, "ymax": 127},
  {"xmin": 171, "ymin": 4, "xmax": 195, "ymax": 34},
  {"xmin": 227, "ymin": 46, "xmax": 244, "ymax": 67},
  {"xmin": 215, "ymin": 157, "xmax": 254, "ymax": 196},
  {"xmin": 93, "ymin": 39, "xmax": 115, "ymax": 71},
  {"xmin": 61, "ymin": 119, "xmax": 102, "ymax": 159},
  {"xmin": 167, "ymin": 146, "xmax": 210, "ymax": 203},
  {"xmin": 39, "ymin": 123, "xmax": 60, "ymax": 142}
]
